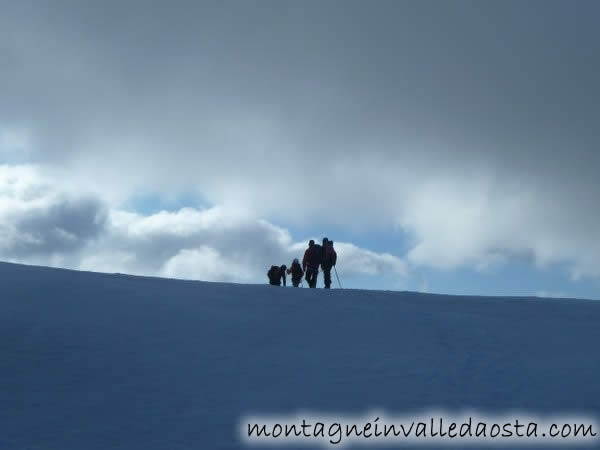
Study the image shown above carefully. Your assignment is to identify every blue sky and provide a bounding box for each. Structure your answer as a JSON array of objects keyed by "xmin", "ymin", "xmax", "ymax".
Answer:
[{"xmin": 1, "ymin": 1, "xmax": 599, "ymax": 299}]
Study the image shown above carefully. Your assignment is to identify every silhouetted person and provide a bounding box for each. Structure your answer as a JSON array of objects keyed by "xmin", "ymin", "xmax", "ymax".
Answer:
[
  {"xmin": 267, "ymin": 264, "xmax": 287, "ymax": 286},
  {"xmin": 286, "ymin": 258, "xmax": 304, "ymax": 287},
  {"xmin": 302, "ymin": 240, "xmax": 321, "ymax": 288},
  {"xmin": 321, "ymin": 240, "xmax": 337, "ymax": 289}
]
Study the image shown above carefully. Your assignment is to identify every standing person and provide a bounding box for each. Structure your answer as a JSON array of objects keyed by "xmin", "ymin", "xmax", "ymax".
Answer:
[
  {"xmin": 302, "ymin": 240, "xmax": 321, "ymax": 288},
  {"xmin": 321, "ymin": 240, "xmax": 337, "ymax": 289},
  {"xmin": 287, "ymin": 258, "xmax": 304, "ymax": 287},
  {"xmin": 267, "ymin": 264, "xmax": 287, "ymax": 286}
]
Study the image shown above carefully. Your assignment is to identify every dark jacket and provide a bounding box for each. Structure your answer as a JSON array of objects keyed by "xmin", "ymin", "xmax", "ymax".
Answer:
[
  {"xmin": 322, "ymin": 244, "xmax": 337, "ymax": 269},
  {"xmin": 302, "ymin": 244, "xmax": 322, "ymax": 271},
  {"xmin": 287, "ymin": 261, "xmax": 304, "ymax": 281},
  {"xmin": 267, "ymin": 265, "xmax": 287, "ymax": 286}
]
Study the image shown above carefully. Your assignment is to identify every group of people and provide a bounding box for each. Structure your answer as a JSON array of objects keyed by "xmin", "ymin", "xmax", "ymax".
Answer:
[{"xmin": 267, "ymin": 237, "xmax": 338, "ymax": 289}]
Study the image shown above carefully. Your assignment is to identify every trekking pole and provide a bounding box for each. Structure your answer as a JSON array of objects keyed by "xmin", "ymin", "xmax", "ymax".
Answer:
[{"xmin": 334, "ymin": 266, "xmax": 342, "ymax": 289}]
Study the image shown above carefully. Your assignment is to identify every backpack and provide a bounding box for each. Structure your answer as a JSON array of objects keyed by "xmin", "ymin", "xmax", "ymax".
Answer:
[
  {"xmin": 291, "ymin": 261, "xmax": 303, "ymax": 277},
  {"xmin": 268, "ymin": 265, "xmax": 279, "ymax": 281},
  {"xmin": 311, "ymin": 244, "xmax": 322, "ymax": 266}
]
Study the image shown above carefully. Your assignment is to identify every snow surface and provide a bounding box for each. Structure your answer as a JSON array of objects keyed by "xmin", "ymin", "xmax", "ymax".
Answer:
[{"xmin": 1, "ymin": 261, "xmax": 599, "ymax": 449}]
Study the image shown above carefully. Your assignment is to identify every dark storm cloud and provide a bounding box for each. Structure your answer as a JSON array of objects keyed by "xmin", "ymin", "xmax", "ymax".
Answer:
[
  {"xmin": 0, "ymin": 166, "xmax": 107, "ymax": 257},
  {"xmin": 13, "ymin": 197, "xmax": 106, "ymax": 255},
  {"xmin": 3, "ymin": 1, "xmax": 598, "ymax": 169},
  {"xmin": 1, "ymin": 1, "xmax": 599, "ymax": 277}
]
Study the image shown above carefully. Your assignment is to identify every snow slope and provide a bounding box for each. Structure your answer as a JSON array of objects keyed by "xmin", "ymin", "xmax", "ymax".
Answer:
[{"xmin": 1, "ymin": 261, "xmax": 599, "ymax": 450}]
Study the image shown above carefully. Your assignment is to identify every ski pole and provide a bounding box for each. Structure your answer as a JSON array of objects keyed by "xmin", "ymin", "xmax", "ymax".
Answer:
[{"xmin": 334, "ymin": 266, "xmax": 342, "ymax": 289}]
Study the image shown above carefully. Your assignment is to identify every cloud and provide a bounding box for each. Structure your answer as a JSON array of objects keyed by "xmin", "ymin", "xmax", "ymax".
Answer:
[
  {"xmin": 399, "ymin": 172, "xmax": 600, "ymax": 280},
  {"xmin": 290, "ymin": 241, "xmax": 408, "ymax": 278},
  {"xmin": 97, "ymin": 206, "xmax": 409, "ymax": 283},
  {"xmin": 0, "ymin": 165, "xmax": 407, "ymax": 285},
  {"xmin": 162, "ymin": 247, "xmax": 253, "ymax": 283},
  {"xmin": 0, "ymin": 165, "xmax": 106, "ymax": 259},
  {"xmin": 0, "ymin": 2, "xmax": 599, "ymax": 282}
]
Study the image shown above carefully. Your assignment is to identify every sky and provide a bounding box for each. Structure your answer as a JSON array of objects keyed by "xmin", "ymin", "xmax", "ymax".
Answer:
[{"xmin": 1, "ymin": 0, "xmax": 599, "ymax": 299}]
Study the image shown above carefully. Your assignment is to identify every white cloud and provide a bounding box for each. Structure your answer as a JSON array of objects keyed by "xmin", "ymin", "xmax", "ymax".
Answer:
[
  {"xmin": 399, "ymin": 173, "xmax": 600, "ymax": 281},
  {"xmin": 332, "ymin": 242, "xmax": 407, "ymax": 278},
  {"xmin": 102, "ymin": 208, "xmax": 409, "ymax": 284},
  {"xmin": 162, "ymin": 247, "xmax": 253, "ymax": 283},
  {"xmin": 2, "ymin": 161, "xmax": 600, "ymax": 289},
  {"xmin": 0, "ymin": 164, "xmax": 407, "ymax": 285}
]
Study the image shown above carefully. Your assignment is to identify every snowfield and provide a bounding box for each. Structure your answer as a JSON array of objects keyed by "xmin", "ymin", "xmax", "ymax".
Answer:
[{"xmin": 1, "ymin": 261, "xmax": 599, "ymax": 449}]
